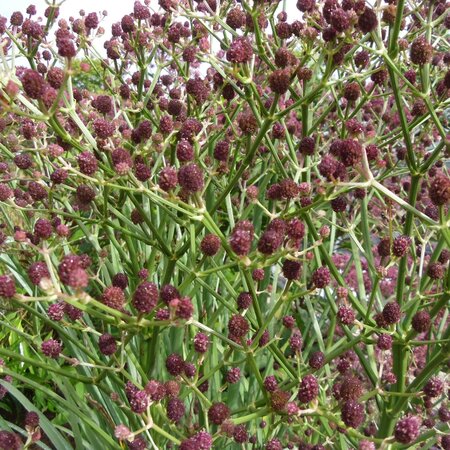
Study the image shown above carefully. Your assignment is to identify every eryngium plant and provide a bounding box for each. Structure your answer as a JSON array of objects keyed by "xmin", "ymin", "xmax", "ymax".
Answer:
[{"xmin": 0, "ymin": 0, "xmax": 448, "ymax": 448}]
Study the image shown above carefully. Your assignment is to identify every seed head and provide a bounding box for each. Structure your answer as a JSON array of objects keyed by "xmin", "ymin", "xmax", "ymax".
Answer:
[
  {"xmin": 208, "ymin": 402, "xmax": 230, "ymax": 425},
  {"xmin": 394, "ymin": 416, "xmax": 421, "ymax": 444},
  {"xmin": 298, "ymin": 374, "xmax": 319, "ymax": 403},
  {"xmin": 341, "ymin": 400, "xmax": 365, "ymax": 428}
]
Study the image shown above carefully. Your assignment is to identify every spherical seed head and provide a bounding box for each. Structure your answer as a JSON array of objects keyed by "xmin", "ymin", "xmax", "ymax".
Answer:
[
  {"xmin": 41, "ymin": 339, "xmax": 62, "ymax": 358},
  {"xmin": 132, "ymin": 281, "xmax": 158, "ymax": 313},
  {"xmin": 102, "ymin": 286, "xmax": 125, "ymax": 310},
  {"xmin": 382, "ymin": 301, "xmax": 401, "ymax": 325},
  {"xmin": 331, "ymin": 196, "xmax": 347, "ymax": 213},
  {"xmin": 309, "ymin": 351, "xmax": 325, "ymax": 370},
  {"xmin": 24, "ymin": 411, "xmax": 39, "ymax": 428},
  {"xmin": 358, "ymin": 7, "xmax": 378, "ymax": 33},
  {"xmin": 299, "ymin": 136, "xmax": 315, "ymax": 155},
  {"xmin": 76, "ymin": 185, "xmax": 96, "ymax": 204},
  {"xmin": 128, "ymin": 437, "xmax": 147, "ymax": 450},
  {"xmin": 311, "ymin": 266, "xmax": 331, "ymax": 288},
  {"xmin": 423, "ymin": 377, "xmax": 444, "ymax": 397},
  {"xmin": 282, "ymin": 259, "xmax": 302, "ymax": 280},
  {"xmin": 208, "ymin": 402, "xmax": 230, "ymax": 425},
  {"xmin": 229, "ymin": 229, "xmax": 253, "ymax": 255},
  {"xmin": 377, "ymin": 237, "xmax": 391, "ymax": 257},
  {"xmin": 166, "ymin": 353, "xmax": 185, "ymax": 376},
  {"xmin": 98, "ymin": 333, "xmax": 117, "ymax": 356},
  {"xmin": 341, "ymin": 400, "xmax": 365, "ymax": 428},
  {"xmin": 411, "ymin": 310, "xmax": 431, "ymax": 333},
  {"xmin": 228, "ymin": 314, "xmax": 249, "ymax": 338},
  {"xmin": 340, "ymin": 376, "xmax": 364, "ymax": 401},
  {"xmin": 194, "ymin": 332, "xmax": 210, "ymax": 353},
  {"xmin": 377, "ymin": 334, "xmax": 393, "ymax": 350},
  {"xmin": 200, "ymin": 234, "xmax": 221, "ymax": 256},
  {"xmin": 28, "ymin": 262, "xmax": 50, "ymax": 285},
  {"xmin": 22, "ymin": 69, "xmax": 46, "ymax": 99},
  {"xmin": 238, "ymin": 111, "xmax": 258, "ymax": 135},
  {"xmin": 112, "ymin": 273, "xmax": 128, "ymax": 290},
  {"xmin": 439, "ymin": 249, "xmax": 450, "ymax": 264},
  {"xmin": 283, "ymin": 316, "xmax": 295, "ymax": 329},
  {"xmin": 410, "ymin": 36, "xmax": 433, "ymax": 65},
  {"xmin": 269, "ymin": 69, "xmax": 291, "ymax": 94},
  {"xmin": 280, "ymin": 179, "xmax": 300, "ymax": 199},
  {"xmin": 427, "ymin": 262, "xmax": 445, "ymax": 280},
  {"xmin": 226, "ymin": 37, "xmax": 253, "ymax": 63},
  {"xmin": 192, "ymin": 431, "xmax": 213, "ymax": 450},
  {"xmin": 226, "ymin": 7, "xmax": 246, "ymax": 28},
  {"xmin": 158, "ymin": 166, "xmax": 178, "ymax": 192},
  {"xmin": 167, "ymin": 398, "xmax": 185, "ymax": 422},
  {"xmin": 34, "ymin": 218, "xmax": 52, "ymax": 239},
  {"xmin": 266, "ymin": 438, "xmax": 283, "ymax": 450},
  {"xmin": 57, "ymin": 38, "xmax": 76, "ymax": 58},
  {"xmin": 164, "ymin": 380, "xmax": 181, "ymax": 398},
  {"xmin": 290, "ymin": 330, "xmax": 302, "ymax": 352},
  {"xmin": 0, "ymin": 431, "xmax": 22, "ymax": 450},
  {"xmin": 129, "ymin": 390, "xmax": 148, "ymax": 414},
  {"xmin": 270, "ymin": 389, "xmax": 290, "ymax": 412},
  {"xmin": 28, "ymin": 181, "xmax": 48, "ymax": 201},
  {"xmin": 213, "ymin": 140, "xmax": 230, "ymax": 162},
  {"xmin": 371, "ymin": 68, "xmax": 388, "ymax": 85},
  {"xmin": 176, "ymin": 139, "xmax": 194, "ymax": 162},
  {"xmin": 178, "ymin": 163, "xmax": 204, "ymax": 193},
  {"xmin": 331, "ymin": 8, "xmax": 350, "ymax": 32},
  {"xmin": 339, "ymin": 139, "xmax": 362, "ymax": 167},
  {"xmin": 298, "ymin": 374, "xmax": 319, "ymax": 403},
  {"xmin": 237, "ymin": 292, "xmax": 252, "ymax": 310},
  {"xmin": 343, "ymin": 81, "xmax": 360, "ymax": 102},
  {"xmin": 438, "ymin": 405, "xmax": 450, "ymax": 422},
  {"xmin": 264, "ymin": 375, "xmax": 278, "ymax": 392},
  {"xmin": 233, "ymin": 424, "xmax": 248, "ymax": 443},
  {"xmin": 258, "ymin": 230, "xmax": 284, "ymax": 255},
  {"xmin": 226, "ymin": 367, "xmax": 241, "ymax": 384},
  {"xmin": 337, "ymin": 306, "xmax": 355, "ymax": 325},
  {"xmin": 392, "ymin": 235, "xmax": 411, "ymax": 257},
  {"xmin": 160, "ymin": 284, "xmax": 180, "ymax": 304},
  {"xmin": 394, "ymin": 416, "xmax": 421, "ymax": 444},
  {"xmin": 0, "ymin": 274, "xmax": 19, "ymax": 299},
  {"xmin": 252, "ymin": 268, "xmax": 265, "ymax": 281},
  {"xmin": 47, "ymin": 302, "xmax": 65, "ymax": 321},
  {"xmin": 93, "ymin": 118, "xmax": 115, "ymax": 139},
  {"xmin": 429, "ymin": 174, "xmax": 450, "ymax": 206}
]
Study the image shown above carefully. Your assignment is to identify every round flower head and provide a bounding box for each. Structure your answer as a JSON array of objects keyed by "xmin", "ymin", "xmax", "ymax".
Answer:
[
  {"xmin": 298, "ymin": 375, "xmax": 319, "ymax": 403},
  {"xmin": 0, "ymin": 275, "xmax": 16, "ymax": 298},
  {"xmin": 341, "ymin": 400, "xmax": 365, "ymax": 428},
  {"xmin": 228, "ymin": 314, "xmax": 249, "ymax": 338},
  {"xmin": 41, "ymin": 339, "xmax": 62, "ymax": 358},
  {"xmin": 410, "ymin": 36, "xmax": 433, "ymax": 65},
  {"xmin": 429, "ymin": 174, "xmax": 450, "ymax": 206},
  {"xmin": 411, "ymin": 310, "xmax": 431, "ymax": 333},
  {"xmin": 132, "ymin": 281, "xmax": 158, "ymax": 313},
  {"xmin": 208, "ymin": 402, "xmax": 230, "ymax": 425},
  {"xmin": 358, "ymin": 7, "xmax": 378, "ymax": 33},
  {"xmin": 178, "ymin": 164, "xmax": 204, "ymax": 193},
  {"xmin": 98, "ymin": 333, "xmax": 117, "ymax": 356},
  {"xmin": 268, "ymin": 69, "xmax": 291, "ymax": 94},
  {"xmin": 166, "ymin": 353, "xmax": 185, "ymax": 376},
  {"xmin": 226, "ymin": 37, "xmax": 253, "ymax": 63},
  {"xmin": 200, "ymin": 234, "xmax": 221, "ymax": 256},
  {"xmin": 311, "ymin": 266, "xmax": 331, "ymax": 288},
  {"xmin": 167, "ymin": 398, "xmax": 185, "ymax": 422},
  {"xmin": 394, "ymin": 416, "xmax": 421, "ymax": 444}
]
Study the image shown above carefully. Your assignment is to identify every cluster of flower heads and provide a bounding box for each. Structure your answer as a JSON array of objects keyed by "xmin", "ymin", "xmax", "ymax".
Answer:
[{"xmin": 0, "ymin": 0, "xmax": 449, "ymax": 448}]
